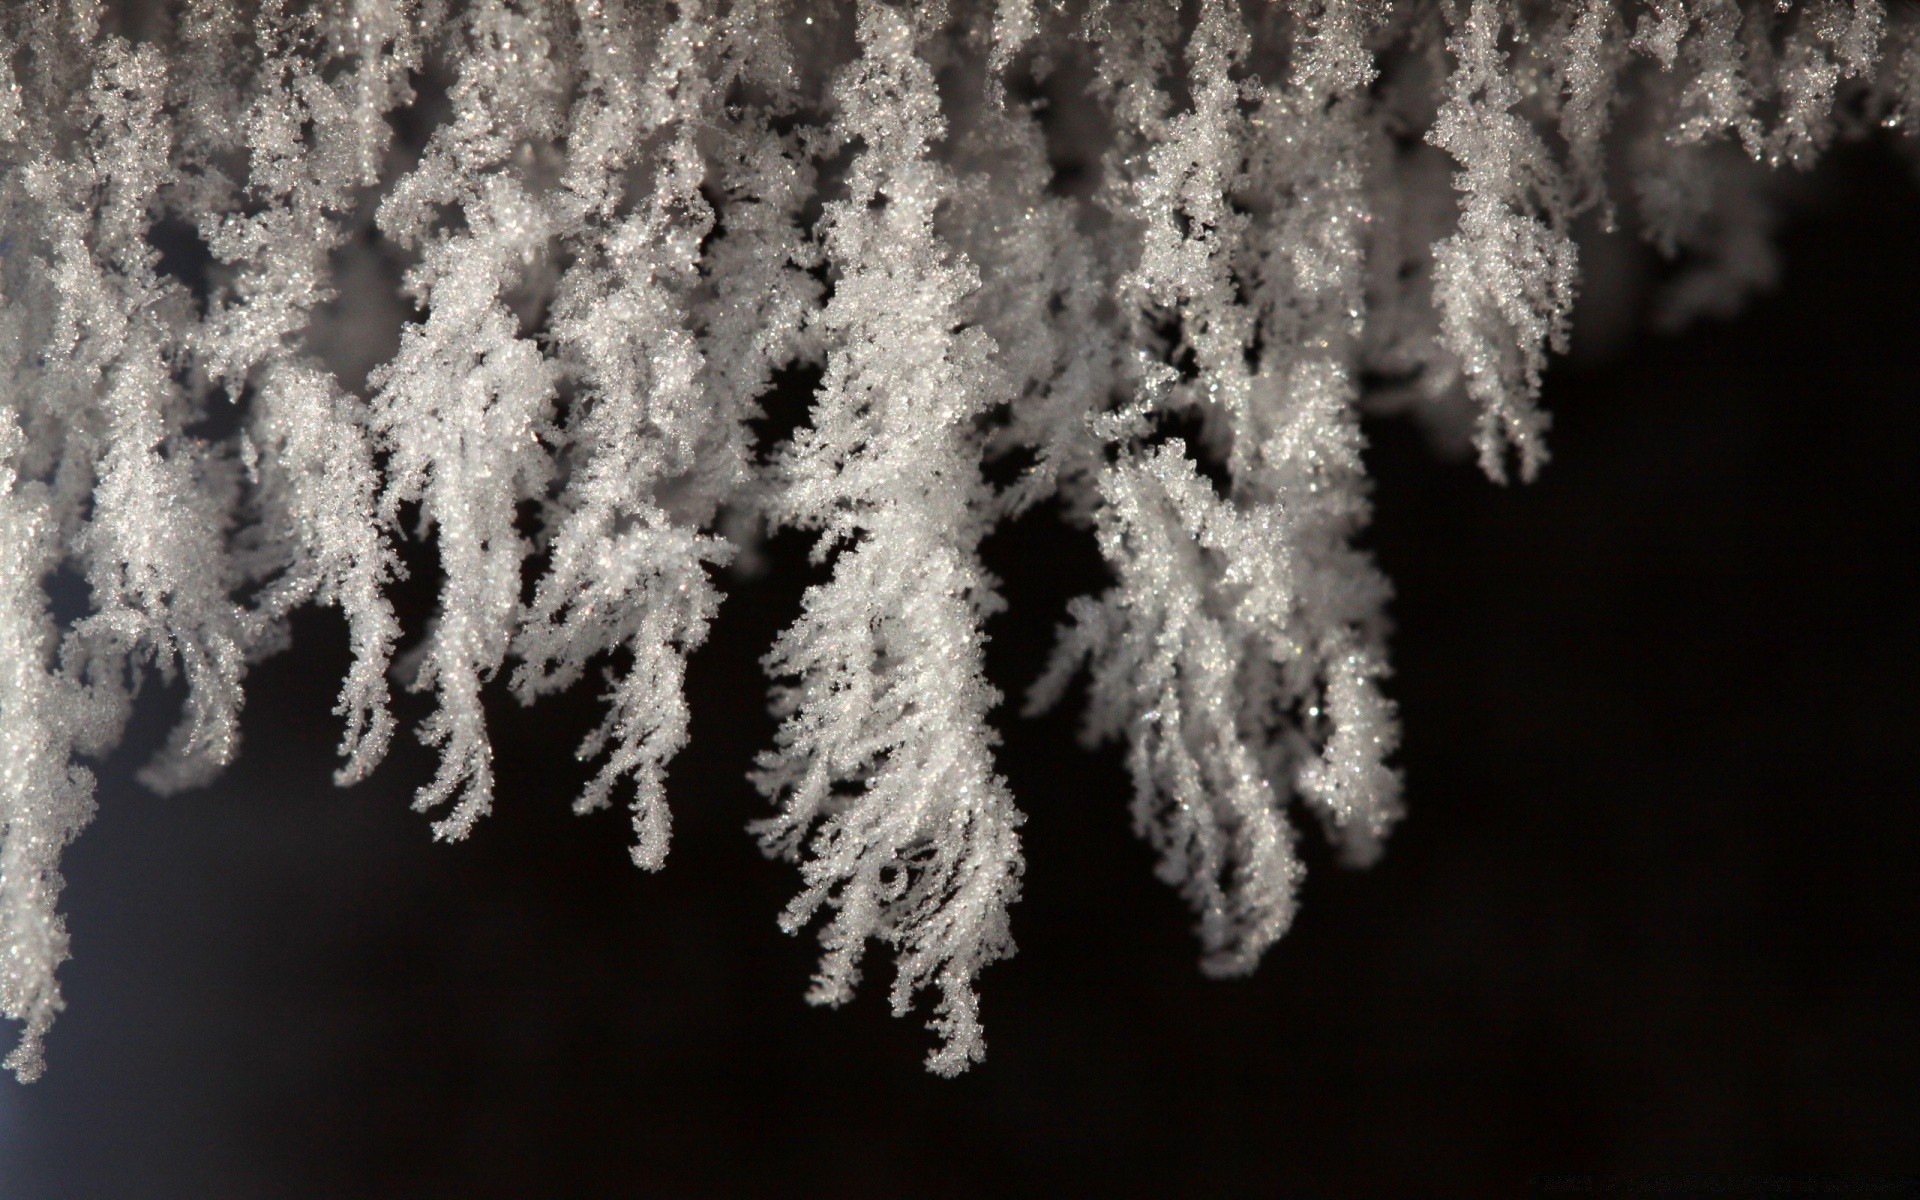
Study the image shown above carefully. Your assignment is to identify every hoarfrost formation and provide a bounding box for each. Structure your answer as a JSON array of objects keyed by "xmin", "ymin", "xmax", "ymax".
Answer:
[{"xmin": 0, "ymin": 0, "xmax": 1906, "ymax": 1077}]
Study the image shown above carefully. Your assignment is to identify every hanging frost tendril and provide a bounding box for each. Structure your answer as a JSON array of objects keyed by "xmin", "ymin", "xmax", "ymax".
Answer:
[{"xmin": 0, "ymin": 0, "xmax": 1912, "ymax": 1079}]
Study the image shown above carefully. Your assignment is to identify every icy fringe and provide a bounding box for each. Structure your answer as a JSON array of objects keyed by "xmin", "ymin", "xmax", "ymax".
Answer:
[{"xmin": 0, "ymin": 0, "xmax": 1907, "ymax": 1079}]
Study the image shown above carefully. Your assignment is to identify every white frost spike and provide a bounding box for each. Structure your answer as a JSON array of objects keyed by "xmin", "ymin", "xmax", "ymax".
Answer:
[
  {"xmin": 1557, "ymin": 0, "xmax": 1624, "ymax": 223},
  {"xmin": 1767, "ymin": 1, "xmax": 1885, "ymax": 168},
  {"xmin": 247, "ymin": 364, "xmax": 403, "ymax": 785},
  {"xmin": 1429, "ymin": 0, "xmax": 1579, "ymax": 483},
  {"xmin": 515, "ymin": 0, "xmax": 727, "ymax": 870},
  {"xmin": 0, "ymin": 421, "xmax": 98, "ymax": 1083},
  {"xmin": 33, "ymin": 39, "xmax": 249, "ymax": 793},
  {"xmin": 1045, "ymin": 0, "xmax": 1401, "ymax": 972},
  {"xmin": 1121, "ymin": 0, "xmax": 1256, "ymax": 467},
  {"xmin": 989, "ymin": 0, "xmax": 1038, "ymax": 80},
  {"xmin": 753, "ymin": 0, "xmax": 1022, "ymax": 1076},
  {"xmin": 1670, "ymin": 0, "xmax": 1766, "ymax": 153},
  {"xmin": 1634, "ymin": 0, "xmax": 1692, "ymax": 70},
  {"xmin": 201, "ymin": 0, "xmax": 410, "ymax": 785},
  {"xmin": 950, "ymin": 16, "xmax": 1113, "ymax": 520},
  {"xmin": 1242, "ymin": 0, "xmax": 1402, "ymax": 865},
  {"xmin": 1035, "ymin": 445, "xmax": 1303, "ymax": 977},
  {"xmin": 695, "ymin": 0, "xmax": 824, "ymax": 523},
  {"xmin": 371, "ymin": 0, "xmax": 563, "ymax": 839},
  {"xmin": 1294, "ymin": 639, "xmax": 1401, "ymax": 867}
]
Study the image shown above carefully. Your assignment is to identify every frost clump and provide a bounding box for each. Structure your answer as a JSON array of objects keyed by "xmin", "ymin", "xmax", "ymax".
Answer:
[{"xmin": 0, "ymin": 0, "xmax": 1908, "ymax": 1078}]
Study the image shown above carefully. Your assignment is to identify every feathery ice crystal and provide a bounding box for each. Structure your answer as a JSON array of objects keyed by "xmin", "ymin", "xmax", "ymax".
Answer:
[{"xmin": 0, "ymin": 0, "xmax": 1909, "ymax": 1078}]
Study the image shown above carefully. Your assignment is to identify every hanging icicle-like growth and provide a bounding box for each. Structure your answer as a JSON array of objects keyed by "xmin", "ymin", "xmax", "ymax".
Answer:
[
  {"xmin": 0, "ymin": 0, "xmax": 1910, "ymax": 1078},
  {"xmin": 748, "ymin": 0, "xmax": 1023, "ymax": 1076}
]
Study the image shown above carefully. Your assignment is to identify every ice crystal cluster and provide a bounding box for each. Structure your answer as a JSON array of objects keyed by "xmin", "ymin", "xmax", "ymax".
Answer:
[{"xmin": 0, "ymin": 0, "xmax": 1911, "ymax": 1079}]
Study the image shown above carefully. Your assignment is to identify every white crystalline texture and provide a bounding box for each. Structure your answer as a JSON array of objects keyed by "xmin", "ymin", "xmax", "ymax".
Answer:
[
  {"xmin": 0, "ymin": 0, "xmax": 1911, "ymax": 1077},
  {"xmin": 1427, "ymin": 0, "xmax": 1578, "ymax": 483},
  {"xmin": 750, "ymin": 0, "xmax": 1022, "ymax": 1075}
]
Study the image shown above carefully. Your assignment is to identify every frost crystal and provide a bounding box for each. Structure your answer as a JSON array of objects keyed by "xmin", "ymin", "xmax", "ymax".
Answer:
[{"xmin": 0, "ymin": 0, "xmax": 1912, "ymax": 1078}]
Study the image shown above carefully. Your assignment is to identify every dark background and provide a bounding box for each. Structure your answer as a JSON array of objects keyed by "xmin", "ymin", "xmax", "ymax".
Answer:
[{"xmin": 3, "ymin": 143, "xmax": 1918, "ymax": 1198}]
